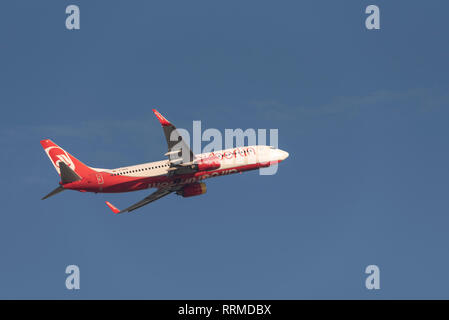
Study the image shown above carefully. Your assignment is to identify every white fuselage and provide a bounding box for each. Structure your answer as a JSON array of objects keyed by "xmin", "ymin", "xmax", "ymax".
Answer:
[{"xmin": 104, "ymin": 145, "xmax": 288, "ymax": 178}]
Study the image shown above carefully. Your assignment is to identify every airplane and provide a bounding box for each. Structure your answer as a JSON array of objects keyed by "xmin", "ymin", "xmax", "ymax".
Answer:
[{"xmin": 40, "ymin": 109, "xmax": 289, "ymax": 214}]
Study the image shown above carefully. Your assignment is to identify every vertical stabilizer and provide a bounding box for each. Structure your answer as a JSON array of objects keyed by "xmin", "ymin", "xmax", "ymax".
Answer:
[{"xmin": 40, "ymin": 139, "xmax": 96, "ymax": 177}]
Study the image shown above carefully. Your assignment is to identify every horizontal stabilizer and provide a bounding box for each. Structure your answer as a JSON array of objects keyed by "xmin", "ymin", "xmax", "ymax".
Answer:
[
  {"xmin": 42, "ymin": 186, "xmax": 65, "ymax": 200},
  {"xmin": 60, "ymin": 161, "xmax": 82, "ymax": 184}
]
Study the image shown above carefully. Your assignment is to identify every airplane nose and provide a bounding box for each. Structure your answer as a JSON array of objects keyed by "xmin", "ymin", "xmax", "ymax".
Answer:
[{"xmin": 278, "ymin": 150, "xmax": 289, "ymax": 161}]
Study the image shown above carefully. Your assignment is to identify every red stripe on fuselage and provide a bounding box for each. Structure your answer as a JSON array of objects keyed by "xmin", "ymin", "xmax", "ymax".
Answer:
[{"xmin": 63, "ymin": 160, "xmax": 282, "ymax": 193}]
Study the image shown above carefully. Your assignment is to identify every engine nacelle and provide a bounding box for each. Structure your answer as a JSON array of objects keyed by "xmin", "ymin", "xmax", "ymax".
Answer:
[
  {"xmin": 196, "ymin": 157, "xmax": 220, "ymax": 171},
  {"xmin": 179, "ymin": 182, "xmax": 207, "ymax": 198}
]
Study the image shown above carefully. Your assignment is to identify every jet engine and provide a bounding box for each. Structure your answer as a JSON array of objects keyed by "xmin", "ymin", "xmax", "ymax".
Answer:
[{"xmin": 178, "ymin": 182, "xmax": 207, "ymax": 197}]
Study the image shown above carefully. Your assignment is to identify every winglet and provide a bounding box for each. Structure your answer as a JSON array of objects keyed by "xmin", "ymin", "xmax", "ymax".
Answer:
[
  {"xmin": 152, "ymin": 109, "xmax": 172, "ymax": 127},
  {"xmin": 105, "ymin": 201, "xmax": 121, "ymax": 214}
]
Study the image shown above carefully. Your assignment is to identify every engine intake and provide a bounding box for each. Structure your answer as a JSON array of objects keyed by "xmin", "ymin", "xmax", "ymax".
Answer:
[{"xmin": 179, "ymin": 182, "xmax": 207, "ymax": 198}]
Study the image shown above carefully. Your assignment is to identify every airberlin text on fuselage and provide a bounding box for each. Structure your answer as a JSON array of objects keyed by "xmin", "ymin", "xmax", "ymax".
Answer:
[{"xmin": 202, "ymin": 147, "xmax": 255, "ymax": 160}]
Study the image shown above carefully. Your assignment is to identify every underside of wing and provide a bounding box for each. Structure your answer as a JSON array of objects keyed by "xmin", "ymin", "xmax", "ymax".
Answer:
[{"xmin": 106, "ymin": 187, "xmax": 175, "ymax": 214}]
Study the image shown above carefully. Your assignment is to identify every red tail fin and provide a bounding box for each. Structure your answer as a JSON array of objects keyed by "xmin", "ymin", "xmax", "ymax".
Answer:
[{"xmin": 40, "ymin": 139, "xmax": 96, "ymax": 177}]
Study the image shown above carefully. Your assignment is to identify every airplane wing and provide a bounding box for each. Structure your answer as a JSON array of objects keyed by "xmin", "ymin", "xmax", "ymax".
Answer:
[
  {"xmin": 105, "ymin": 187, "xmax": 176, "ymax": 214},
  {"xmin": 152, "ymin": 109, "xmax": 195, "ymax": 167},
  {"xmin": 152, "ymin": 109, "xmax": 221, "ymax": 175}
]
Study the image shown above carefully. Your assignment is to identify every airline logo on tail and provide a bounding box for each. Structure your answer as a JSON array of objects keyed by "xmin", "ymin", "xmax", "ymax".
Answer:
[{"xmin": 44, "ymin": 146, "xmax": 76, "ymax": 173}]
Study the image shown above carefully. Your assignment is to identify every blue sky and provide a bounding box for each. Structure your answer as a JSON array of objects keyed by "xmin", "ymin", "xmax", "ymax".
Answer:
[{"xmin": 0, "ymin": 0, "xmax": 449, "ymax": 299}]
